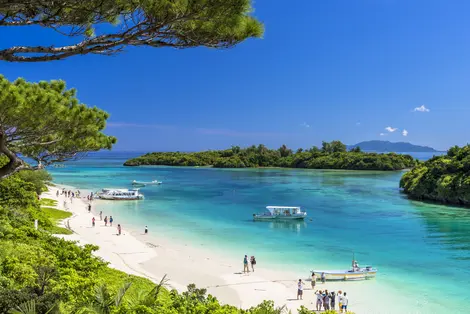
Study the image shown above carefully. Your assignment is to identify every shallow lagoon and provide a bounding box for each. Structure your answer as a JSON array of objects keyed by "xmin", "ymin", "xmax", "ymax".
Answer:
[{"xmin": 50, "ymin": 151, "xmax": 468, "ymax": 313}]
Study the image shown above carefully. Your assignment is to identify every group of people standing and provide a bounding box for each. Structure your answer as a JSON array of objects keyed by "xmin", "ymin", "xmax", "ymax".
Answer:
[
  {"xmin": 243, "ymin": 255, "xmax": 257, "ymax": 273},
  {"xmin": 296, "ymin": 275, "xmax": 350, "ymax": 312},
  {"xmin": 88, "ymin": 204, "xmax": 121, "ymax": 234}
]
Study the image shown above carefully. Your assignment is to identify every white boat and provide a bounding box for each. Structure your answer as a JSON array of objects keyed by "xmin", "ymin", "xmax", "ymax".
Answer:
[
  {"xmin": 131, "ymin": 180, "xmax": 162, "ymax": 186},
  {"xmin": 311, "ymin": 257, "xmax": 377, "ymax": 281},
  {"xmin": 253, "ymin": 206, "xmax": 307, "ymax": 221},
  {"xmin": 96, "ymin": 188, "xmax": 144, "ymax": 200}
]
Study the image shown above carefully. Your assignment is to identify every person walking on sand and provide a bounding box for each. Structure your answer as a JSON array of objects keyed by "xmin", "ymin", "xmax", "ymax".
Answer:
[
  {"xmin": 92, "ymin": 217, "xmax": 95, "ymax": 227},
  {"xmin": 56, "ymin": 190, "xmax": 59, "ymax": 197},
  {"xmin": 323, "ymin": 290, "xmax": 330, "ymax": 311},
  {"xmin": 99, "ymin": 211, "xmax": 102, "ymax": 220},
  {"xmin": 315, "ymin": 290, "xmax": 323, "ymax": 311},
  {"xmin": 243, "ymin": 255, "xmax": 249, "ymax": 273},
  {"xmin": 88, "ymin": 203, "xmax": 91, "ymax": 213},
  {"xmin": 311, "ymin": 272, "xmax": 317, "ymax": 289},
  {"xmin": 104, "ymin": 216, "xmax": 108, "ymax": 226},
  {"xmin": 117, "ymin": 224, "xmax": 121, "ymax": 235},
  {"xmin": 144, "ymin": 225, "xmax": 148, "ymax": 234},
  {"xmin": 296, "ymin": 279, "xmax": 304, "ymax": 300},
  {"xmin": 109, "ymin": 216, "xmax": 113, "ymax": 227},
  {"xmin": 330, "ymin": 291, "xmax": 336, "ymax": 311},
  {"xmin": 341, "ymin": 292, "xmax": 348, "ymax": 312},
  {"xmin": 338, "ymin": 290, "xmax": 343, "ymax": 312},
  {"xmin": 250, "ymin": 256, "xmax": 256, "ymax": 272}
]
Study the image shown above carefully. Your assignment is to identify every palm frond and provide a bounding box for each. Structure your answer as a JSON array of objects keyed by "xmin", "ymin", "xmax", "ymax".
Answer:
[{"xmin": 114, "ymin": 281, "xmax": 132, "ymax": 306}]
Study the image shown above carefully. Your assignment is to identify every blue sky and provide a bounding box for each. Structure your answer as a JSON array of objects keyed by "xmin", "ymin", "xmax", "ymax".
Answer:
[{"xmin": 1, "ymin": 0, "xmax": 469, "ymax": 151}]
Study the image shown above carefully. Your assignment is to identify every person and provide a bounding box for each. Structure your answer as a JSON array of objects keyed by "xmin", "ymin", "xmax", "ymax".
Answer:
[
  {"xmin": 88, "ymin": 204, "xmax": 91, "ymax": 213},
  {"xmin": 296, "ymin": 279, "xmax": 304, "ymax": 300},
  {"xmin": 243, "ymin": 255, "xmax": 249, "ymax": 273},
  {"xmin": 92, "ymin": 217, "xmax": 95, "ymax": 227},
  {"xmin": 56, "ymin": 190, "xmax": 59, "ymax": 197},
  {"xmin": 330, "ymin": 291, "xmax": 336, "ymax": 310},
  {"xmin": 321, "ymin": 272, "xmax": 326, "ymax": 284},
  {"xmin": 315, "ymin": 290, "xmax": 323, "ymax": 311},
  {"xmin": 104, "ymin": 216, "xmax": 108, "ymax": 226},
  {"xmin": 145, "ymin": 225, "xmax": 148, "ymax": 234},
  {"xmin": 311, "ymin": 272, "xmax": 317, "ymax": 289},
  {"xmin": 250, "ymin": 256, "xmax": 256, "ymax": 272},
  {"xmin": 109, "ymin": 216, "xmax": 113, "ymax": 227},
  {"xmin": 341, "ymin": 292, "xmax": 348, "ymax": 312},
  {"xmin": 99, "ymin": 211, "xmax": 103, "ymax": 220},
  {"xmin": 87, "ymin": 195, "xmax": 90, "ymax": 201},
  {"xmin": 338, "ymin": 290, "xmax": 343, "ymax": 312},
  {"xmin": 117, "ymin": 224, "xmax": 122, "ymax": 235},
  {"xmin": 323, "ymin": 290, "xmax": 330, "ymax": 310},
  {"xmin": 63, "ymin": 200, "xmax": 67, "ymax": 209}
]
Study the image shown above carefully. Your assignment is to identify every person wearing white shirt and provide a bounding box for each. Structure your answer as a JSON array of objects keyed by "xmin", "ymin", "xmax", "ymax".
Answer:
[
  {"xmin": 341, "ymin": 292, "xmax": 349, "ymax": 312},
  {"xmin": 297, "ymin": 279, "xmax": 304, "ymax": 300}
]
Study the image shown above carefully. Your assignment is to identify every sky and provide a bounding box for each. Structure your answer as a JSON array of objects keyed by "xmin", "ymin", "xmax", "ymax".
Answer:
[{"xmin": 1, "ymin": 0, "xmax": 470, "ymax": 152}]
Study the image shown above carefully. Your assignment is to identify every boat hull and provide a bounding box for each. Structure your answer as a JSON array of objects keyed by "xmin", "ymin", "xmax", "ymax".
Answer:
[
  {"xmin": 97, "ymin": 196, "xmax": 144, "ymax": 200},
  {"xmin": 253, "ymin": 215, "xmax": 306, "ymax": 221},
  {"xmin": 312, "ymin": 269, "xmax": 377, "ymax": 281}
]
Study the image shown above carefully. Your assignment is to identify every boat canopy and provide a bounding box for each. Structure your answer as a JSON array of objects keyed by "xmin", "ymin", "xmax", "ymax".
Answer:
[{"xmin": 265, "ymin": 206, "xmax": 302, "ymax": 214}]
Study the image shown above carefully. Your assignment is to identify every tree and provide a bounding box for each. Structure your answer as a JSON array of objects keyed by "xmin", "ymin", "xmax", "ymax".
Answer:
[
  {"xmin": 0, "ymin": 0, "xmax": 264, "ymax": 62},
  {"xmin": 278, "ymin": 144, "xmax": 292, "ymax": 158},
  {"xmin": 0, "ymin": 76, "xmax": 116, "ymax": 179},
  {"xmin": 330, "ymin": 140, "xmax": 347, "ymax": 153}
]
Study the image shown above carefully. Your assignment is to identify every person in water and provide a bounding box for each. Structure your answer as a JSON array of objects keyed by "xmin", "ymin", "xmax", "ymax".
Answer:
[
  {"xmin": 144, "ymin": 225, "xmax": 148, "ymax": 234},
  {"xmin": 109, "ymin": 216, "xmax": 113, "ymax": 227}
]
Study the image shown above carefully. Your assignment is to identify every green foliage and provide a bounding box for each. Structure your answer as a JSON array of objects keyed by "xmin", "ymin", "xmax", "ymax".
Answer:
[
  {"xmin": 400, "ymin": 144, "xmax": 470, "ymax": 206},
  {"xmin": 0, "ymin": 0, "xmax": 263, "ymax": 62},
  {"xmin": 17, "ymin": 171, "xmax": 52, "ymax": 194},
  {"xmin": 0, "ymin": 75, "xmax": 116, "ymax": 178},
  {"xmin": 125, "ymin": 142, "xmax": 417, "ymax": 171}
]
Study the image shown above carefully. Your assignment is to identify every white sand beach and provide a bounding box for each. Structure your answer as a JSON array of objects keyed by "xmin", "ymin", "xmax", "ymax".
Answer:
[{"xmin": 43, "ymin": 185, "xmax": 415, "ymax": 314}]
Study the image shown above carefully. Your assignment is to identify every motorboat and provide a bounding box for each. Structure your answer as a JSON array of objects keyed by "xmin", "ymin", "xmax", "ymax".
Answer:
[
  {"xmin": 131, "ymin": 180, "xmax": 162, "ymax": 186},
  {"xmin": 253, "ymin": 206, "xmax": 307, "ymax": 221},
  {"xmin": 96, "ymin": 188, "xmax": 144, "ymax": 200},
  {"xmin": 311, "ymin": 257, "xmax": 377, "ymax": 281}
]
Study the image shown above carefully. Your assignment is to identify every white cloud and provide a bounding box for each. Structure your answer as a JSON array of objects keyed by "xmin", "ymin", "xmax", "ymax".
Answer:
[
  {"xmin": 300, "ymin": 122, "xmax": 310, "ymax": 128},
  {"xmin": 414, "ymin": 105, "xmax": 430, "ymax": 112},
  {"xmin": 402, "ymin": 129, "xmax": 408, "ymax": 136},
  {"xmin": 379, "ymin": 133, "xmax": 386, "ymax": 136},
  {"xmin": 385, "ymin": 126, "xmax": 398, "ymax": 132}
]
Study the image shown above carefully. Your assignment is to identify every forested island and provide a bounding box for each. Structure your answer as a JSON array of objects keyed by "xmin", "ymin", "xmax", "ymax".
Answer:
[
  {"xmin": 400, "ymin": 145, "xmax": 470, "ymax": 207},
  {"xmin": 124, "ymin": 141, "xmax": 417, "ymax": 171}
]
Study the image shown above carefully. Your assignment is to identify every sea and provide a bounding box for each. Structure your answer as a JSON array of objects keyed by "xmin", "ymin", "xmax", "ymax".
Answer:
[{"xmin": 49, "ymin": 151, "xmax": 470, "ymax": 313}]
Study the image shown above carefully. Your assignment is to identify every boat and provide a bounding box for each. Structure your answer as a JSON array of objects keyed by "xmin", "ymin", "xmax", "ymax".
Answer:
[
  {"xmin": 131, "ymin": 180, "xmax": 162, "ymax": 186},
  {"xmin": 96, "ymin": 188, "xmax": 144, "ymax": 200},
  {"xmin": 253, "ymin": 206, "xmax": 307, "ymax": 221},
  {"xmin": 311, "ymin": 256, "xmax": 377, "ymax": 281}
]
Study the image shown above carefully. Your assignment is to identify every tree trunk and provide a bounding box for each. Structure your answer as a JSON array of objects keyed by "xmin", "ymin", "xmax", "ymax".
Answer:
[{"xmin": 0, "ymin": 131, "xmax": 23, "ymax": 179}]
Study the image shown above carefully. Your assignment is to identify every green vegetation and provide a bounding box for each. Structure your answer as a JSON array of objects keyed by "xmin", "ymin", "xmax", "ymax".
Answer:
[
  {"xmin": 0, "ymin": 75, "xmax": 116, "ymax": 179},
  {"xmin": 400, "ymin": 145, "xmax": 470, "ymax": 206},
  {"xmin": 0, "ymin": 0, "xmax": 263, "ymax": 62},
  {"xmin": 124, "ymin": 141, "xmax": 417, "ymax": 171}
]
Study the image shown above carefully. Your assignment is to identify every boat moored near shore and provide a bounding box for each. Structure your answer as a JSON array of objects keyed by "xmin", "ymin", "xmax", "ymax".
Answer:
[
  {"xmin": 253, "ymin": 206, "xmax": 307, "ymax": 221},
  {"xmin": 96, "ymin": 188, "xmax": 144, "ymax": 200},
  {"xmin": 311, "ymin": 258, "xmax": 378, "ymax": 281}
]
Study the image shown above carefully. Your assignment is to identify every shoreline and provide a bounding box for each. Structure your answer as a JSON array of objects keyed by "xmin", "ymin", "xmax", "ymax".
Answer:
[{"xmin": 42, "ymin": 184, "xmax": 438, "ymax": 313}]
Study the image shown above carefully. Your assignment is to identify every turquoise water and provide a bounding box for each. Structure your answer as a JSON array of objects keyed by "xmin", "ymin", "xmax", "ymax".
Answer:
[{"xmin": 50, "ymin": 151, "xmax": 469, "ymax": 313}]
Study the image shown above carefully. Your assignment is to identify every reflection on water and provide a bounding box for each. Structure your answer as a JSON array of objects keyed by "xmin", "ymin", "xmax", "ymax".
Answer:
[{"xmin": 267, "ymin": 220, "xmax": 307, "ymax": 233}]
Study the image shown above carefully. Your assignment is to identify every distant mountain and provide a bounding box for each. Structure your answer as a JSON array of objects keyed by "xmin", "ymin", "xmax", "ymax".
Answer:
[{"xmin": 349, "ymin": 140, "xmax": 439, "ymax": 152}]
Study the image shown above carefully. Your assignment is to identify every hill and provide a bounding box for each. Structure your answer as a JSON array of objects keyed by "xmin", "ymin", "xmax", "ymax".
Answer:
[
  {"xmin": 400, "ymin": 145, "xmax": 470, "ymax": 207},
  {"xmin": 349, "ymin": 140, "xmax": 439, "ymax": 152}
]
